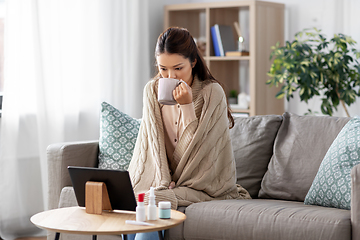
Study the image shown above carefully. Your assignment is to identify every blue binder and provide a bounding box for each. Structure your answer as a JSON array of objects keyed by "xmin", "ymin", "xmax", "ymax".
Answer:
[{"xmin": 211, "ymin": 26, "xmax": 221, "ymax": 56}]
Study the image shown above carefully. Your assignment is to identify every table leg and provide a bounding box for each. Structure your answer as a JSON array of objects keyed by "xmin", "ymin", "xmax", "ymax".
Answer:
[
  {"xmin": 54, "ymin": 232, "xmax": 60, "ymax": 240},
  {"xmin": 92, "ymin": 235, "xmax": 97, "ymax": 240},
  {"xmin": 122, "ymin": 234, "xmax": 128, "ymax": 240},
  {"xmin": 158, "ymin": 231, "xmax": 164, "ymax": 240}
]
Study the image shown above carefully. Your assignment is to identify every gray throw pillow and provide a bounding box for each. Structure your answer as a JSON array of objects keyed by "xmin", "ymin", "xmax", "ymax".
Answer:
[
  {"xmin": 304, "ymin": 116, "xmax": 360, "ymax": 209},
  {"xmin": 230, "ymin": 115, "xmax": 283, "ymax": 198},
  {"xmin": 98, "ymin": 102, "xmax": 140, "ymax": 171},
  {"xmin": 259, "ymin": 112, "xmax": 350, "ymax": 201}
]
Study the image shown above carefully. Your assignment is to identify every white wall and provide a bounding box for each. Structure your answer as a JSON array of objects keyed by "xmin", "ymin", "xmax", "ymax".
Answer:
[{"xmin": 162, "ymin": 0, "xmax": 360, "ymax": 117}]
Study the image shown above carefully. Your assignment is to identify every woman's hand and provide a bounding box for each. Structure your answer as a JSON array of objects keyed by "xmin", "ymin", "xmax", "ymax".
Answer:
[
  {"xmin": 173, "ymin": 80, "xmax": 192, "ymax": 105},
  {"xmin": 168, "ymin": 181, "xmax": 176, "ymax": 189}
]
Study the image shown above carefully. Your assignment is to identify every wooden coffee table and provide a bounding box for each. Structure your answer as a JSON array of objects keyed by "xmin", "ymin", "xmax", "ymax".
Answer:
[{"xmin": 31, "ymin": 206, "xmax": 186, "ymax": 240}]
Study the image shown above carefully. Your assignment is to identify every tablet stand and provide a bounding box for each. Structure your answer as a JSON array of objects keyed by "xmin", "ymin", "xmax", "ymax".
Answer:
[{"xmin": 85, "ymin": 181, "xmax": 112, "ymax": 214}]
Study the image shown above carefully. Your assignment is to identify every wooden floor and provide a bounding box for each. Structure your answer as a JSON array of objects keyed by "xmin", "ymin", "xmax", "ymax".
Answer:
[
  {"xmin": 14, "ymin": 237, "xmax": 46, "ymax": 240},
  {"xmin": 0, "ymin": 236, "xmax": 46, "ymax": 240}
]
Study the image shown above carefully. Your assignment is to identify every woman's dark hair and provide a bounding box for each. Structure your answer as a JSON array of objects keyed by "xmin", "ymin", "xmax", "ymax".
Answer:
[{"xmin": 154, "ymin": 27, "xmax": 234, "ymax": 128}]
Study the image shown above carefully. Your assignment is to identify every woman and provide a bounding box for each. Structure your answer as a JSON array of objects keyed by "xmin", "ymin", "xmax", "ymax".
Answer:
[{"xmin": 127, "ymin": 27, "xmax": 250, "ymax": 239}]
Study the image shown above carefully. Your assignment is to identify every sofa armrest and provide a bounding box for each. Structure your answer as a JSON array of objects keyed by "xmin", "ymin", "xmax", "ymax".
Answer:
[
  {"xmin": 351, "ymin": 164, "xmax": 360, "ymax": 240},
  {"xmin": 47, "ymin": 140, "xmax": 99, "ymax": 210}
]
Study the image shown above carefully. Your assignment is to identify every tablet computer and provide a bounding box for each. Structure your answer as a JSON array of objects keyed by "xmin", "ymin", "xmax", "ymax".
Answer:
[{"xmin": 68, "ymin": 166, "xmax": 137, "ymax": 211}]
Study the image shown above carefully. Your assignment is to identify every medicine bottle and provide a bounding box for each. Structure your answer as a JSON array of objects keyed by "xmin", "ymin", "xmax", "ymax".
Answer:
[
  {"xmin": 136, "ymin": 193, "xmax": 146, "ymax": 222},
  {"xmin": 147, "ymin": 187, "xmax": 157, "ymax": 220}
]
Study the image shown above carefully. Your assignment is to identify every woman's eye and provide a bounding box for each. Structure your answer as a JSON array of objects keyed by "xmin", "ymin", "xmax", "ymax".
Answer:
[
  {"xmin": 160, "ymin": 68, "xmax": 166, "ymax": 71},
  {"xmin": 175, "ymin": 67, "xmax": 182, "ymax": 70}
]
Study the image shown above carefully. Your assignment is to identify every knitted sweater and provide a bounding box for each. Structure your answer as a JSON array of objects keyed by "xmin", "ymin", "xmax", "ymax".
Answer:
[{"xmin": 128, "ymin": 77, "xmax": 251, "ymax": 209}]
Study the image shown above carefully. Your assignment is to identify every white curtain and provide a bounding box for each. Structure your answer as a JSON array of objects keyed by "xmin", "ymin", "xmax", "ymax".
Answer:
[{"xmin": 0, "ymin": 0, "xmax": 151, "ymax": 239}]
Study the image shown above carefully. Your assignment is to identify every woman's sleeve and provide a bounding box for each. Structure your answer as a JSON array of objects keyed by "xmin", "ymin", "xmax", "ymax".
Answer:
[{"xmin": 179, "ymin": 103, "xmax": 198, "ymax": 137}]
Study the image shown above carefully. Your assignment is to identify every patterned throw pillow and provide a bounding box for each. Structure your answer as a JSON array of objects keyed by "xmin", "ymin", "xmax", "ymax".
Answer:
[
  {"xmin": 98, "ymin": 102, "xmax": 140, "ymax": 171},
  {"xmin": 304, "ymin": 116, "xmax": 360, "ymax": 209}
]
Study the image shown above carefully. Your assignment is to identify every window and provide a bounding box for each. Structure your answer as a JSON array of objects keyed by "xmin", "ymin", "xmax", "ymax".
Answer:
[{"xmin": 0, "ymin": 1, "xmax": 5, "ymax": 116}]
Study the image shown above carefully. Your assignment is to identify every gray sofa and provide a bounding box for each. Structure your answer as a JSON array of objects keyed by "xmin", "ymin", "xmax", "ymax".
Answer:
[{"xmin": 47, "ymin": 112, "xmax": 360, "ymax": 240}]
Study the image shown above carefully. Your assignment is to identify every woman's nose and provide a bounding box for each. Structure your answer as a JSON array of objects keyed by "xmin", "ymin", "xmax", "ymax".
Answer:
[{"xmin": 168, "ymin": 70, "xmax": 176, "ymax": 79}]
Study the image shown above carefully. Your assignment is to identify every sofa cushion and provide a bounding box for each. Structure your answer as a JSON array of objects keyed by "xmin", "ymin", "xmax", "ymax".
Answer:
[
  {"xmin": 184, "ymin": 199, "xmax": 351, "ymax": 240},
  {"xmin": 305, "ymin": 116, "xmax": 360, "ymax": 209},
  {"xmin": 230, "ymin": 115, "xmax": 282, "ymax": 198},
  {"xmin": 58, "ymin": 186, "xmax": 78, "ymax": 208},
  {"xmin": 259, "ymin": 112, "xmax": 350, "ymax": 201},
  {"xmin": 98, "ymin": 102, "xmax": 140, "ymax": 171}
]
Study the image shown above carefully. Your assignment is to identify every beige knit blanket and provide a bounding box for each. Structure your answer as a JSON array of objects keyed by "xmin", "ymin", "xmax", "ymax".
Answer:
[{"xmin": 128, "ymin": 78, "xmax": 250, "ymax": 209}]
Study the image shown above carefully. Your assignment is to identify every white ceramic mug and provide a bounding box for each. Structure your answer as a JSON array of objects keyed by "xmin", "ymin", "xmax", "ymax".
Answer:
[{"xmin": 158, "ymin": 78, "xmax": 186, "ymax": 105}]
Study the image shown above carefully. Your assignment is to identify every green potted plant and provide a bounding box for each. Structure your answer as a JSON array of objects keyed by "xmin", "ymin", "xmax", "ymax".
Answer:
[
  {"xmin": 228, "ymin": 89, "xmax": 238, "ymax": 105},
  {"xmin": 267, "ymin": 28, "xmax": 360, "ymax": 117}
]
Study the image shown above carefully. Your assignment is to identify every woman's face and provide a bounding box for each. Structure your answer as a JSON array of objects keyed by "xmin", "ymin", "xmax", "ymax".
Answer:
[{"xmin": 157, "ymin": 53, "xmax": 196, "ymax": 86}]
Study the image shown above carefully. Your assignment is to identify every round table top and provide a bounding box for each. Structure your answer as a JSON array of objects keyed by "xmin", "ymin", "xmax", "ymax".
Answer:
[{"xmin": 30, "ymin": 206, "xmax": 186, "ymax": 235}]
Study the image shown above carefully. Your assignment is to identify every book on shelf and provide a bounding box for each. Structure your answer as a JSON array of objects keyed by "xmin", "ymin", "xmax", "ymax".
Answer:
[
  {"xmin": 210, "ymin": 25, "xmax": 221, "ymax": 56},
  {"xmin": 211, "ymin": 24, "xmax": 237, "ymax": 57},
  {"xmin": 225, "ymin": 51, "xmax": 250, "ymax": 57},
  {"xmin": 231, "ymin": 112, "xmax": 249, "ymax": 118},
  {"xmin": 230, "ymin": 103, "xmax": 250, "ymax": 118}
]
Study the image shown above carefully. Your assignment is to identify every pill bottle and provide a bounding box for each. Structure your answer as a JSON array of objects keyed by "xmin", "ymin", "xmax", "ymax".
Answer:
[{"xmin": 158, "ymin": 201, "xmax": 171, "ymax": 219}]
